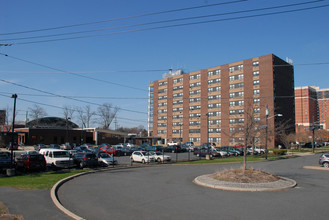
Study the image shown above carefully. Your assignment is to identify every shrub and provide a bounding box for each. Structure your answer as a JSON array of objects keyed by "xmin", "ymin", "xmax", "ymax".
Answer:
[{"xmin": 272, "ymin": 149, "xmax": 287, "ymax": 155}]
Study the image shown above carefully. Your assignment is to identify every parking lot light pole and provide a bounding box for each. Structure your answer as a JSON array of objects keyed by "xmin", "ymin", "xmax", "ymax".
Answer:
[
  {"xmin": 10, "ymin": 94, "xmax": 17, "ymax": 168},
  {"xmin": 265, "ymin": 105, "xmax": 282, "ymax": 160}
]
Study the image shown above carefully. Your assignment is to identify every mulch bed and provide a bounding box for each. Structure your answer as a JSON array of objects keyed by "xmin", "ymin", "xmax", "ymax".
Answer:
[{"xmin": 213, "ymin": 168, "xmax": 280, "ymax": 183}]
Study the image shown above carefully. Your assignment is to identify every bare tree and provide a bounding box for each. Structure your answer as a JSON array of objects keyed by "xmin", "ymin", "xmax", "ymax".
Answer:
[
  {"xmin": 63, "ymin": 105, "xmax": 75, "ymax": 120},
  {"xmin": 28, "ymin": 104, "xmax": 47, "ymax": 120},
  {"xmin": 76, "ymin": 105, "xmax": 95, "ymax": 128},
  {"xmin": 230, "ymin": 101, "xmax": 262, "ymax": 170},
  {"xmin": 274, "ymin": 120, "xmax": 295, "ymax": 151},
  {"xmin": 97, "ymin": 103, "xmax": 119, "ymax": 129}
]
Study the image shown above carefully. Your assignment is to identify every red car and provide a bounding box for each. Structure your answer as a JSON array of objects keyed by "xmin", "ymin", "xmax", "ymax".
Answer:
[{"xmin": 100, "ymin": 146, "xmax": 121, "ymax": 156}]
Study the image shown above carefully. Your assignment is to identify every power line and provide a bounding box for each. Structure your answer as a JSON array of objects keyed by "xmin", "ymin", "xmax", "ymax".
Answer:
[
  {"xmin": 1, "ymin": 0, "xmax": 323, "ymax": 42},
  {"xmin": 0, "ymin": 93, "xmax": 148, "ymax": 124},
  {"xmin": 0, "ymin": 78, "xmax": 148, "ymax": 115},
  {"xmin": 0, "ymin": 52, "xmax": 148, "ymax": 92},
  {"xmin": 4, "ymin": 2, "xmax": 329, "ymax": 45},
  {"xmin": 0, "ymin": 0, "xmax": 246, "ymax": 36}
]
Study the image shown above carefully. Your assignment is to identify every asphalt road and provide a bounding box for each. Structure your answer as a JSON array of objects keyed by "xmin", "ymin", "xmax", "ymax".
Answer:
[{"xmin": 57, "ymin": 154, "xmax": 329, "ymax": 220}]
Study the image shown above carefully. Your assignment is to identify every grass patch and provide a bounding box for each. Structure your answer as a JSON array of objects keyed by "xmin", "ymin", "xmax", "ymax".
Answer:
[
  {"xmin": 178, "ymin": 155, "xmax": 271, "ymax": 165},
  {"xmin": 0, "ymin": 170, "xmax": 87, "ymax": 190}
]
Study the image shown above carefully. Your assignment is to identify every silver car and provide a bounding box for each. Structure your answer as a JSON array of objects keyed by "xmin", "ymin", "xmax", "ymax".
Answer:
[{"xmin": 319, "ymin": 154, "xmax": 329, "ymax": 168}]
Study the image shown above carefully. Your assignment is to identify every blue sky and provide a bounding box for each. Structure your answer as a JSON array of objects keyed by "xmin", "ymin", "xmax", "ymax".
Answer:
[{"xmin": 1, "ymin": 0, "xmax": 329, "ymax": 129}]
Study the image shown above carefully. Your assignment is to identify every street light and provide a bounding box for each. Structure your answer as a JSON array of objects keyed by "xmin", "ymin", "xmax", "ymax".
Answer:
[
  {"xmin": 265, "ymin": 105, "xmax": 282, "ymax": 160},
  {"xmin": 10, "ymin": 94, "xmax": 17, "ymax": 168}
]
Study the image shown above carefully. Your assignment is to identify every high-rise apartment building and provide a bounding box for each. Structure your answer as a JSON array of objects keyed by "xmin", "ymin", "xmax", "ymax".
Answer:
[
  {"xmin": 148, "ymin": 54, "xmax": 295, "ymax": 148},
  {"xmin": 295, "ymin": 86, "xmax": 329, "ymax": 132}
]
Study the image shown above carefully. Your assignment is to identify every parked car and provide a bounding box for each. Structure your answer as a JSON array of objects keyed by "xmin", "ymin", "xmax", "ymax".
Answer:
[
  {"xmin": 303, "ymin": 142, "xmax": 321, "ymax": 148},
  {"xmin": 167, "ymin": 141, "xmax": 179, "ymax": 146},
  {"xmin": 7, "ymin": 142, "xmax": 18, "ymax": 151},
  {"xmin": 112, "ymin": 145, "xmax": 124, "ymax": 156},
  {"xmin": 16, "ymin": 151, "xmax": 46, "ymax": 172},
  {"xmin": 121, "ymin": 147, "xmax": 133, "ymax": 156},
  {"xmin": 130, "ymin": 151, "xmax": 155, "ymax": 164},
  {"xmin": 150, "ymin": 151, "xmax": 171, "ymax": 162},
  {"xmin": 213, "ymin": 148, "xmax": 228, "ymax": 157},
  {"xmin": 74, "ymin": 146, "xmax": 91, "ymax": 153},
  {"xmin": 73, "ymin": 152, "xmax": 98, "ymax": 169},
  {"xmin": 39, "ymin": 149, "xmax": 75, "ymax": 169},
  {"xmin": 100, "ymin": 145, "xmax": 122, "ymax": 156},
  {"xmin": 220, "ymin": 146, "xmax": 241, "ymax": 156},
  {"xmin": 98, "ymin": 152, "xmax": 118, "ymax": 166},
  {"xmin": 34, "ymin": 144, "xmax": 47, "ymax": 151},
  {"xmin": 254, "ymin": 147, "xmax": 265, "ymax": 154},
  {"xmin": 194, "ymin": 149, "xmax": 220, "ymax": 158},
  {"xmin": 164, "ymin": 145, "xmax": 183, "ymax": 153},
  {"xmin": 319, "ymin": 153, "xmax": 329, "ymax": 168},
  {"xmin": 49, "ymin": 144, "xmax": 60, "ymax": 149},
  {"xmin": 145, "ymin": 145, "xmax": 164, "ymax": 152},
  {"xmin": 124, "ymin": 143, "xmax": 135, "ymax": 148},
  {"xmin": 139, "ymin": 143, "xmax": 151, "ymax": 150},
  {"xmin": 181, "ymin": 144, "xmax": 194, "ymax": 152},
  {"xmin": 60, "ymin": 143, "xmax": 72, "ymax": 150},
  {"xmin": 0, "ymin": 151, "xmax": 12, "ymax": 171}
]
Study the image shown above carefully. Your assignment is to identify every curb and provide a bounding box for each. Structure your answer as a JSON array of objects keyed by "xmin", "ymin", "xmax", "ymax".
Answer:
[
  {"xmin": 303, "ymin": 166, "xmax": 329, "ymax": 171},
  {"xmin": 51, "ymin": 172, "xmax": 89, "ymax": 220},
  {"xmin": 50, "ymin": 165, "xmax": 148, "ymax": 220},
  {"xmin": 193, "ymin": 174, "xmax": 297, "ymax": 192}
]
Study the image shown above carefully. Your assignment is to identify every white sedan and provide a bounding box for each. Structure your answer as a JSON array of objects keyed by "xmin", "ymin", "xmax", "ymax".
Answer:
[
  {"xmin": 130, "ymin": 151, "xmax": 155, "ymax": 164},
  {"xmin": 150, "ymin": 151, "xmax": 171, "ymax": 162}
]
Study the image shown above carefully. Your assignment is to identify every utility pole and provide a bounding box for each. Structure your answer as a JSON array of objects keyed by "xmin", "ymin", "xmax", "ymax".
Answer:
[{"xmin": 10, "ymin": 94, "xmax": 17, "ymax": 168}]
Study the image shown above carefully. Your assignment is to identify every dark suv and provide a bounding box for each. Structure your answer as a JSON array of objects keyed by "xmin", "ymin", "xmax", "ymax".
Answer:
[
  {"xmin": 16, "ymin": 151, "xmax": 46, "ymax": 172},
  {"xmin": 319, "ymin": 153, "xmax": 329, "ymax": 168},
  {"xmin": 73, "ymin": 152, "xmax": 98, "ymax": 169}
]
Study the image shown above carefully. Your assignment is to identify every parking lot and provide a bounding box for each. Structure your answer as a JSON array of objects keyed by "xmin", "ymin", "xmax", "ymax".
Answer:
[{"xmin": 57, "ymin": 154, "xmax": 329, "ymax": 220}]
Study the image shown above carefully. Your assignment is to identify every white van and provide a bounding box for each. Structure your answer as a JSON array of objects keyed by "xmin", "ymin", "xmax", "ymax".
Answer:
[{"xmin": 39, "ymin": 149, "xmax": 75, "ymax": 169}]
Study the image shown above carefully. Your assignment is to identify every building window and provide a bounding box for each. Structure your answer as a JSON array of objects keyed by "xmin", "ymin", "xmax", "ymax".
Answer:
[
  {"xmin": 208, "ymin": 78, "xmax": 221, "ymax": 85},
  {"xmin": 253, "ymin": 80, "xmax": 260, "ymax": 85},
  {"xmin": 253, "ymin": 61, "xmax": 259, "ymax": 67},
  {"xmin": 158, "ymin": 102, "xmax": 167, "ymax": 107},
  {"xmin": 208, "ymin": 95, "xmax": 221, "ymax": 100},
  {"xmin": 189, "ymin": 90, "xmax": 201, "ymax": 95},
  {"xmin": 189, "ymin": 113, "xmax": 201, "ymax": 118},
  {"xmin": 253, "ymin": 89, "xmax": 260, "ymax": 95},
  {"xmin": 254, "ymin": 108, "xmax": 260, "ymax": 113},
  {"xmin": 229, "ymin": 109, "xmax": 244, "ymax": 115},
  {"xmin": 173, "ymin": 85, "xmax": 183, "ymax": 91},
  {"xmin": 189, "ymin": 97, "xmax": 201, "ymax": 103},
  {"xmin": 209, "ymin": 119, "xmax": 221, "ymax": 125},
  {"xmin": 189, "ymin": 137, "xmax": 201, "ymax": 143},
  {"xmin": 173, "ymin": 78, "xmax": 183, "ymax": 84},
  {"xmin": 229, "ymin": 100, "xmax": 244, "ymax": 107},
  {"xmin": 253, "ymin": 71, "xmax": 259, "ymax": 76},
  {"xmin": 189, "ymin": 129, "xmax": 200, "ymax": 134},
  {"xmin": 230, "ymin": 91, "xmax": 244, "ymax": 98},
  {"xmin": 190, "ymin": 82, "xmax": 201, "ymax": 88},
  {"xmin": 208, "ymin": 103, "xmax": 221, "ymax": 109},
  {"xmin": 190, "ymin": 74, "xmax": 201, "ymax": 80},
  {"xmin": 208, "ymin": 86, "xmax": 221, "ymax": 92},
  {"xmin": 158, "ymin": 81, "xmax": 168, "ymax": 86},
  {"xmin": 189, "ymin": 121, "xmax": 201, "ymax": 126},
  {"xmin": 173, "ymin": 93, "xmax": 183, "ymax": 98},
  {"xmin": 254, "ymin": 98, "xmax": 260, "ymax": 104},
  {"xmin": 229, "ymin": 83, "xmax": 244, "ymax": 89},
  {"xmin": 158, "ymin": 95, "xmax": 167, "ymax": 100},
  {"xmin": 189, "ymin": 105, "xmax": 201, "ymax": 110},
  {"xmin": 229, "ymin": 64, "xmax": 243, "ymax": 72},
  {"xmin": 208, "ymin": 69, "xmax": 221, "ymax": 76},
  {"xmin": 173, "ymin": 100, "xmax": 183, "ymax": 105},
  {"xmin": 229, "ymin": 74, "xmax": 244, "ymax": 81}
]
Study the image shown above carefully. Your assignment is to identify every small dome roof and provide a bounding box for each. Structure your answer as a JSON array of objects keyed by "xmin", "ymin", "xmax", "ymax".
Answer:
[{"xmin": 26, "ymin": 117, "xmax": 79, "ymax": 128}]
